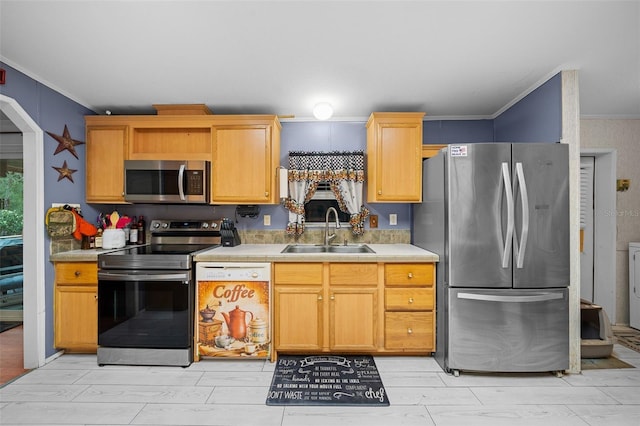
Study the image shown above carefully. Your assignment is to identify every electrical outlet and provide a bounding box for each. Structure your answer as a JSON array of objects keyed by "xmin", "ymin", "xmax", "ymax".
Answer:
[
  {"xmin": 263, "ymin": 215, "xmax": 271, "ymax": 226},
  {"xmin": 369, "ymin": 215, "xmax": 378, "ymax": 228},
  {"xmin": 389, "ymin": 213, "xmax": 397, "ymax": 226}
]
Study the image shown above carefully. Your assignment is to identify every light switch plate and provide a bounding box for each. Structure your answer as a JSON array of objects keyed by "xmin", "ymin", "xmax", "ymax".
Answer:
[
  {"xmin": 389, "ymin": 214, "xmax": 397, "ymax": 226},
  {"xmin": 263, "ymin": 215, "xmax": 271, "ymax": 226}
]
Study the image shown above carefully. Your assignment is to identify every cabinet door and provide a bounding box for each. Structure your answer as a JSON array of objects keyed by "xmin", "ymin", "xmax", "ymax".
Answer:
[
  {"xmin": 329, "ymin": 287, "xmax": 378, "ymax": 351},
  {"xmin": 274, "ymin": 286, "xmax": 324, "ymax": 351},
  {"xmin": 211, "ymin": 124, "xmax": 274, "ymax": 204},
  {"xmin": 129, "ymin": 127, "xmax": 211, "ymax": 160},
  {"xmin": 86, "ymin": 126, "xmax": 127, "ymax": 203},
  {"xmin": 366, "ymin": 112, "xmax": 424, "ymax": 202},
  {"xmin": 54, "ymin": 285, "xmax": 97, "ymax": 352}
]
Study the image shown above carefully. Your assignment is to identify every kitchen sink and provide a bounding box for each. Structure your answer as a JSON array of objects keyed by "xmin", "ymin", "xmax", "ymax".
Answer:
[{"xmin": 281, "ymin": 244, "xmax": 375, "ymax": 254}]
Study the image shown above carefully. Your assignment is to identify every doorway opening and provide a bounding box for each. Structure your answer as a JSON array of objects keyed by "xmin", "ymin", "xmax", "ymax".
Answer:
[
  {"xmin": 0, "ymin": 94, "xmax": 46, "ymax": 369},
  {"xmin": 0, "ymin": 137, "xmax": 23, "ymax": 322},
  {"xmin": 580, "ymin": 149, "xmax": 616, "ymax": 323}
]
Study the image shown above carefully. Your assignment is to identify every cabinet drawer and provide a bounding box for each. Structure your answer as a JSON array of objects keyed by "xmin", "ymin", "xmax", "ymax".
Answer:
[
  {"xmin": 385, "ymin": 312, "xmax": 434, "ymax": 350},
  {"xmin": 385, "ymin": 288, "xmax": 433, "ymax": 310},
  {"xmin": 384, "ymin": 263, "xmax": 434, "ymax": 286},
  {"xmin": 330, "ymin": 263, "xmax": 377, "ymax": 285},
  {"xmin": 55, "ymin": 262, "xmax": 98, "ymax": 285},
  {"xmin": 274, "ymin": 263, "xmax": 323, "ymax": 285}
]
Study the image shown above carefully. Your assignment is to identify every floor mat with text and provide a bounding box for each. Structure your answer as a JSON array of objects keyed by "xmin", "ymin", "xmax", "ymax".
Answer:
[{"xmin": 266, "ymin": 355, "xmax": 389, "ymax": 406}]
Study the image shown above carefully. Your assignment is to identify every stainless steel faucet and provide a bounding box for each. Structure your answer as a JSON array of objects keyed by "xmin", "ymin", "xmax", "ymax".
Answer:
[{"xmin": 324, "ymin": 207, "xmax": 341, "ymax": 246}]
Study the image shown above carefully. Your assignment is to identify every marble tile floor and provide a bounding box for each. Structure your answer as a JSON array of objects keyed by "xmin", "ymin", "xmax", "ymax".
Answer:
[{"xmin": 1, "ymin": 344, "xmax": 640, "ymax": 426}]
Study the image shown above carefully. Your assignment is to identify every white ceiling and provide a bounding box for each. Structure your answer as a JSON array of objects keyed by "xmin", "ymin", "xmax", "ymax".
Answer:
[{"xmin": 1, "ymin": 0, "xmax": 639, "ymax": 121}]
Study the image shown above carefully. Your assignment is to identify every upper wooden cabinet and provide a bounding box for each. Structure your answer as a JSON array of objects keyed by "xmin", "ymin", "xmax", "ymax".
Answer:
[
  {"xmin": 211, "ymin": 116, "xmax": 281, "ymax": 204},
  {"xmin": 85, "ymin": 123, "xmax": 128, "ymax": 203},
  {"xmin": 84, "ymin": 114, "xmax": 281, "ymax": 204},
  {"xmin": 129, "ymin": 126, "xmax": 212, "ymax": 160},
  {"xmin": 366, "ymin": 112, "xmax": 425, "ymax": 203}
]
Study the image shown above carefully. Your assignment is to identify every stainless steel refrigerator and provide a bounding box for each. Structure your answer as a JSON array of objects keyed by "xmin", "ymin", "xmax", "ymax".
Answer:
[{"xmin": 413, "ymin": 143, "xmax": 569, "ymax": 375}]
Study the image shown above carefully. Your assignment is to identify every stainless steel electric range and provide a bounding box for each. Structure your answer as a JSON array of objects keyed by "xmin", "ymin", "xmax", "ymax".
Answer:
[{"xmin": 96, "ymin": 219, "xmax": 223, "ymax": 367}]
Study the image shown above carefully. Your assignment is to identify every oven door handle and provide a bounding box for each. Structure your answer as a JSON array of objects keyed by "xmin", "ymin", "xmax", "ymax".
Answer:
[{"xmin": 98, "ymin": 271, "xmax": 190, "ymax": 282}]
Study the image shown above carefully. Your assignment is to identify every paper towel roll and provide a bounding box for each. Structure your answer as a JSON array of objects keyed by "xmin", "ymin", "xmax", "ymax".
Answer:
[{"xmin": 279, "ymin": 168, "xmax": 289, "ymax": 199}]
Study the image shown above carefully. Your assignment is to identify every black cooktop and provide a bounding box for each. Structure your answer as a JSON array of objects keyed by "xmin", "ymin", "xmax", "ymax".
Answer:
[
  {"xmin": 98, "ymin": 243, "xmax": 220, "ymax": 270},
  {"xmin": 112, "ymin": 243, "xmax": 219, "ymax": 256}
]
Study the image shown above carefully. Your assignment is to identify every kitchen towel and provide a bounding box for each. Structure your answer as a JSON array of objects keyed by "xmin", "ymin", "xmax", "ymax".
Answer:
[{"xmin": 279, "ymin": 167, "xmax": 288, "ymax": 199}]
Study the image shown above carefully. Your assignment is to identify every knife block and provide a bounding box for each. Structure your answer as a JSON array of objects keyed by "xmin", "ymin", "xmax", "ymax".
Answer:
[{"xmin": 221, "ymin": 219, "xmax": 241, "ymax": 247}]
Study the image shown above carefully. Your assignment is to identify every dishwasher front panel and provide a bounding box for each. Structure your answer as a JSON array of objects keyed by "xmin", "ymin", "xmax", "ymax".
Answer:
[{"xmin": 196, "ymin": 262, "xmax": 271, "ymax": 360}]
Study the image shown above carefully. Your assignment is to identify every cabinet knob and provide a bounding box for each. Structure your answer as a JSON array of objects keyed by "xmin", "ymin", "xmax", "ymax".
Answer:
[
  {"xmin": 330, "ymin": 295, "xmax": 335, "ymax": 300},
  {"xmin": 318, "ymin": 295, "xmax": 323, "ymax": 301},
  {"xmin": 265, "ymin": 191, "xmax": 269, "ymax": 197},
  {"xmin": 74, "ymin": 271, "xmax": 81, "ymax": 277},
  {"xmin": 407, "ymin": 328, "xmax": 413, "ymax": 335},
  {"xmin": 378, "ymin": 190, "xmax": 382, "ymax": 195},
  {"xmin": 408, "ymin": 297, "xmax": 414, "ymax": 304},
  {"xmin": 407, "ymin": 272, "xmax": 413, "ymax": 279}
]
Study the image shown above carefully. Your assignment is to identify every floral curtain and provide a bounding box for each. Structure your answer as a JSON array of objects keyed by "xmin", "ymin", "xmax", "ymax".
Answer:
[{"xmin": 282, "ymin": 151, "xmax": 369, "ymax": 235}]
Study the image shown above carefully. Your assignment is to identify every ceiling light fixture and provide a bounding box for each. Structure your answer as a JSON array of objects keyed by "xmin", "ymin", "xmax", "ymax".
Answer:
[{"xmin": 313, "ymin": 102, "xmax": 333, "ymax": 120}]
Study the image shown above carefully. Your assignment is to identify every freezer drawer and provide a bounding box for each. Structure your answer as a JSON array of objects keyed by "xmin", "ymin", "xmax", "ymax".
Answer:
[{"xmin": 447, "ymin": 288, "xmax": 568, "ymax": 373}]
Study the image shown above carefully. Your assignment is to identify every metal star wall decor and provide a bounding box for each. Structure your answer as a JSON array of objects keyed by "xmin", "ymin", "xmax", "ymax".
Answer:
[
  {"xmin": 52, "ymin": 160, "xmax": 77, "ymax": 183},
  {"xmin": 46, "ymin": 125, "xmax": 85, "ymax": 159}
]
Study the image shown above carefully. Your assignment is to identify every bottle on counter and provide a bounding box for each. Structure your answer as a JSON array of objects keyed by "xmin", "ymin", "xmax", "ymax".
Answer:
[
  {"xmin": 137, "ymin": 215, "xmax": 146, "ymax": 245},
  {"xmin": 95, "ymin": 228, "xmax": 103, "ymax": 248},
  {"xmin": 129, "ymin": 220, "xmax": 138, "ymax": 245}
]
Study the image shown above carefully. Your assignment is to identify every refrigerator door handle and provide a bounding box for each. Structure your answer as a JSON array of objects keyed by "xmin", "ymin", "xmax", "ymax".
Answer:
[
  {"xmin": 457, "ymin": 292, "xmax": 563, "ymax": 303},
  {"xmin": 514, "ymin": 162, "xmax": 530, "ymax": 269},
  {"xmin": 501, "ymin": 162, "xmax": 514, "ymax": 268}
]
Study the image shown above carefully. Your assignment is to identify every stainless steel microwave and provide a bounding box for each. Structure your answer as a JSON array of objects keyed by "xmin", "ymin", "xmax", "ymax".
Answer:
[{"xmin": 124, "ymin": 160, "xmax": 210, "ymax": 204}]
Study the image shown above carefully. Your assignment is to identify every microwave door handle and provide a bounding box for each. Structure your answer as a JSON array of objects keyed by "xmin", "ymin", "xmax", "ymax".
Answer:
[{"xmin": 178, "ymin": 164, "xmax": 186, "ymax": 201}]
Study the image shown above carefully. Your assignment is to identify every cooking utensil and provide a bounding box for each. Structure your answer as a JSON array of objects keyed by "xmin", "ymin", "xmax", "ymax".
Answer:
[{"xmin": 110, "ymin": 211, "xmax": 120, "ymax": 229}]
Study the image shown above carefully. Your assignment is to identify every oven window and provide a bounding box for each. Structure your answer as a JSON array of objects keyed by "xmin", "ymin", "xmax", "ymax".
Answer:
[{"xmin": 98, "ymin": 279, "xmax": 192, "ymax": 348}]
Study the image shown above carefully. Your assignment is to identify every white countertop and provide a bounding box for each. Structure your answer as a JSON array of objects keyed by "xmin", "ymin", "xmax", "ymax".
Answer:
[
  {"xmin": 50, "ymin": 244, "xmax": 439, "ymax": 263},
  {"xmin": 194, "ymin": 243, "xmax": 439, "ymax": 263}
]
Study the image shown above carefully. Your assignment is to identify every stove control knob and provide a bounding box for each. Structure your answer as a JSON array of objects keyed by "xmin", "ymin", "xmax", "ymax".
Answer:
[
  {"xmin": 161, "ymin": 223, "xmax": 169, "ymax": 228},
  {"xmin": 152, "ymin": 223, "xmax": 160, "ymax": 229},
  {"xmin": 202, "ymin": 223, "xmax": 209, "ymax": 229},
  {"xmin": 210, "ymin": 222, "xmax": 218, "ymax": 228}
]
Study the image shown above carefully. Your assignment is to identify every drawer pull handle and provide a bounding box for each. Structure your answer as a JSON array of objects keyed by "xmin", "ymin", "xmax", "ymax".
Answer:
[
  {"xmin": 407, "ymin": 328, "xmax": 413, "ymax": 335},
  {"xmin": 408, "ymin": 297, "xmax": 414, "ymax": 304},
  {"xmin": 407, "ymin": 272, "xmax": 413, "ymax": 279},
  {"xmin": 74, "ymin": 271, "xmax": 81, "ymax": 277}
]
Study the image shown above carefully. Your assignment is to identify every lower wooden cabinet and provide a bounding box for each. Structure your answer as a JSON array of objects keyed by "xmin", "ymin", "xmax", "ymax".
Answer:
[
  {"xmin": 273, "ymin": 261, "xmax": 434, "ymax": 357},
  {"xmin": 53, "ymin": 262, "xmax": 98, "ymax": 353},
  {"xmin": 384, "ymin": 311, "xmax": 433, "ymax": 350},
  {"xmin": 384, "ymin": 263, "xmax": 435, "ymax": 352},
  {"xmin": 273, "ymin": 262, "xmax": 378, "ymax": 354}
]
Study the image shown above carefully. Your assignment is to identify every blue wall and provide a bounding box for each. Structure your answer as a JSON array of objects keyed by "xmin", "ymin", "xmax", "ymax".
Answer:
[
  {"xmin": 1, "ymin": 61, "xmax": 96, "ymax": 358},
  {"xmin": 494, "ymin": 73, "xmax": 562, "ymax": 143},
  {"xmin": 424, "ymin": 119, "xmax": 494, "ymax": 144}
]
